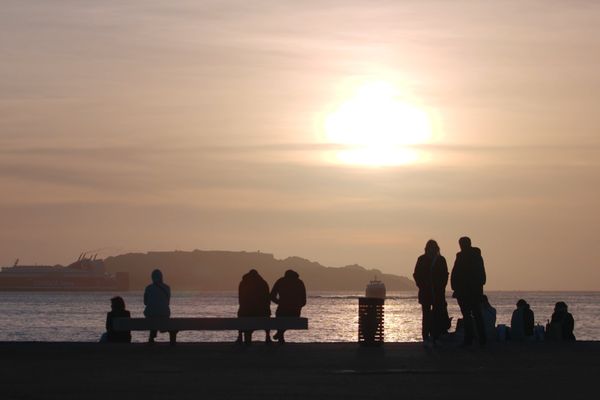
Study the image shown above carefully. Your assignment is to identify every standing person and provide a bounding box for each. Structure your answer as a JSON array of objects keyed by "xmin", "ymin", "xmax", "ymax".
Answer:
[
  {"xmin": 236, "ymin": 269, "xmax": 272, "ymax": 345},
  {"xmin": 270, "ymin": 269, "xmax": 306, "ymax": 344},
  {"xmin": 102, "ymin": 296, "xmax": 132, "ymax": 343},
  {"xmin": 510, "ymin": 299, "xmax": 534, "ymax": 341},
  {"xmin": 413, "ymin": 239, "xmax": 449, "ymax": 346},
  {"xmin": 451, "ymin": 236, "xmax": 487, "ymax": 346},
  {"xmin": 144, "ymin": 269, "xmax": 172, "ymax": 344}
]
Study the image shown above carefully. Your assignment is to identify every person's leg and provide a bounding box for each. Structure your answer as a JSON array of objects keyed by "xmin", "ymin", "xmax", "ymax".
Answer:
[
  {"xmin": 169, "ymin": 331, "xmax": 177, "ymax": 346},
  {"xmin": 265, "ymin": 330, "xmax": 272, "ymax": 344},
  {"xmin": 276, "ymin": 330, "xmax": 286, "ymax": 343},
  {"xmin": 458, "ymin": 299, "xmax": 474, "ymax": 345},
  {"xmin": 148, "ymin": 330, "xmax": 157, "ymax": 343},
  {"xmin": 244, "ymin": 330, "xmax": 253, "ymax": 345},
  {"xmin": 471, "ymin": 300, "xmax": 486, "ymax": 345},
  {"xmin": 421, "ymin": 304, "xmax": 431, "ymax": 342},
  {"xmin": 236, "ymin": 331, "xmax": 243, "ymax": 344}
]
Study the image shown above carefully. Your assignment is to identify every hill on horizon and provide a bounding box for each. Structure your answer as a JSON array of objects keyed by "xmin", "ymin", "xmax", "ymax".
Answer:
[{"xmin": 104, "ymin": 250, "xmax": 415, "ymax": 291}]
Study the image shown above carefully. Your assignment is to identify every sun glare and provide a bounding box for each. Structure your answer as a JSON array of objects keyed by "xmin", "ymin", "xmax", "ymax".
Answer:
[{"xmin": 323, "ymin": 81, "xmax": 433, "ymax": 167}]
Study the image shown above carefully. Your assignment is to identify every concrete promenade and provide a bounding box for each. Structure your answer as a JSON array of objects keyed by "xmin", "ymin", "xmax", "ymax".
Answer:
[{"xmin": 1, "ymin": 341, "xmax": 598, "ymax": 399}]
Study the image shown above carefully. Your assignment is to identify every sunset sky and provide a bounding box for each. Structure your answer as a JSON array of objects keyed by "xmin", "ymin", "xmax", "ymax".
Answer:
[{"xmin": 2, "ymin": 1, "xmax": 599, "ymax": 290}]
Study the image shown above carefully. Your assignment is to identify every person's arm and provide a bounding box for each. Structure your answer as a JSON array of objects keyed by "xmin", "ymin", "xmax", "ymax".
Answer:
[
  {"xmin": 106, "ymin": 312, "xmax": 111, "ymax": 332},
  {"xmin": 441, "ymin": 257, "xmax": 449, "ymax": 288},
  {"xmin": 480, "ymin": 255, "xmax": 487, "ymax": 286},
  {"xmin": 144, "ymin": 287, "xmax": 148, "ymax": 306},
  {"xmin": 413, "ymin": 258, "xmax": 422, "ymax": 288},
  {"xmin": 450, "ymin": 255, "xmax": 459, "ymax": 292},
  {"xmin": 270, "ymin": 281, "xmax": 280, "ymax": 304},
  {"xmin": 300, "ymin": 281, "xmax": 307, "ymax": 308}
]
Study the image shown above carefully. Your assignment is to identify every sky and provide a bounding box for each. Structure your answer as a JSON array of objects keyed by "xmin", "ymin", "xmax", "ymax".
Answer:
[{"xmin": 1, "ymin": 0, "xmax": 599, "ymax": 290}]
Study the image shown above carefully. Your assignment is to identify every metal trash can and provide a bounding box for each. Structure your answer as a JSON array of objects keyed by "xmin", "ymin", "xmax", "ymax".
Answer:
[{"xmin": 358, "ymin": 297, "xmax": 384, "ymax": 346}]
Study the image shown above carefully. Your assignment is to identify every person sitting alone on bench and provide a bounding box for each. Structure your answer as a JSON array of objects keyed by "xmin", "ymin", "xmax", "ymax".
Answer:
[
  {"xmin": 101, "ymin": 296, "xmax": 131, "ymax": 343},
  {"xmin": 270, "ymin": 269, "xmax": 306, "ymax": 344},
  {"xmin": 236, "ymin": 269, "xmax": 272, "ymax": 345},
  {"xmin": 144, "ymin": 269, "xmax": 172, "ymax": 344}
]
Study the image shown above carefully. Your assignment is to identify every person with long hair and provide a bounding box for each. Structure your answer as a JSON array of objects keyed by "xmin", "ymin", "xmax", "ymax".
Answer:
[{"xmin": 413, "ymin": 239, "xmax": 449, "ymax": 346}]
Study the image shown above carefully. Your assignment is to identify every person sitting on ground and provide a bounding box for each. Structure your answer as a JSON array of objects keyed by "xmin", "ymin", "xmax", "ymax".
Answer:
[
  {"xmin": 546, "ymin": 301, "xmax": 576, "ymax": 341},
  {"xmin": 143, "ymin": 269, "xmax": 172, "ymax": 344},
  {"xmin": 510, "ymin": 299, "xmax": 534, "ymax": 341},
  {"xmin": 481, "ymin": 295, "xmax": 497, "ymax": 342},
  {"xmin": 270, "ymin": 269, "xmax": 306, "ymax": 344},
  {"xmin": 236, "ymin": 269, "xmax": 272, "ymax": 345},
  {"xmin": 101, "ymin": 296, "xmax": 131, "ymax": 343}
]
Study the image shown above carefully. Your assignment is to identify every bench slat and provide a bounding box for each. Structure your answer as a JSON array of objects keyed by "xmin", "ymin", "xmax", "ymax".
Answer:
[{"xmin": 113, "ymin": 317, "xmax": 308, "ymax": 332}]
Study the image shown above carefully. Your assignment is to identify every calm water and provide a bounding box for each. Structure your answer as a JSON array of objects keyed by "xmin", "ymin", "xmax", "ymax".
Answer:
[{"xmin": 0, "ymin": 291, "xmax": 597, "ymax": 342}]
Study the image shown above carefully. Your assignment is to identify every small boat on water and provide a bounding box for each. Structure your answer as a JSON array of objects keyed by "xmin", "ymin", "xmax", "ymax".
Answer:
[
  {"xmin": 0, "ymin": 254, "xmax": 129, "ymax": 291},
  {"xmin": 365, "ymin": 278, "xmax": 386, "ymax": 299}
]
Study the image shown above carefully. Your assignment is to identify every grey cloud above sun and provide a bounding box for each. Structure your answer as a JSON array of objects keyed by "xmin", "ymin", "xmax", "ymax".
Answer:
[{"xmin": 1, "ymin": 1, "xmax": 600, "ymax": 289}]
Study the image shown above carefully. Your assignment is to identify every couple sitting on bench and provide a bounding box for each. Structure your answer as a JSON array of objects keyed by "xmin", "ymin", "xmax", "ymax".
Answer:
[
  {"xmin": 236, "ymin": 268, "xmax": 306, "ymax": 344},
  {"xmin": 103, "ymin": 268, "xmax": 307, "ymax": 344}
]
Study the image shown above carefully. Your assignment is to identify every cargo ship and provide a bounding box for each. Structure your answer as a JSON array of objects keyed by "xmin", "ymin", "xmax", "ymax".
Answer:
[{"xmin": 0, "ymin": 254, "xmax": 129, "ymax": 291}]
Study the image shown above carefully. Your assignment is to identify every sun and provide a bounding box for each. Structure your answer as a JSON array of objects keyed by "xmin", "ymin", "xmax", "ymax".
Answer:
[{"xmin": 323, "ymin": 81, "xmax": 433, "ymax": 166}]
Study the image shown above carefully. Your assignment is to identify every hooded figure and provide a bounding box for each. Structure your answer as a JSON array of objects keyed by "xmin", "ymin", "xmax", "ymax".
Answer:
[
  {"xmin": 547, "ymin": 301, "xmax": 576, "ymax": 341},
  {"xmin": 237, "ymin": 269, "xmax": 271, "ymax": 344},
  {"xmin": 238, "ymin": 269, "xmax": 271, "ymax": 318},
  {"xmin": 270, "ymin": 269, "xmax": 306, "ymax": 343},
  {"xmin": 144, "ymin": 269, "xmax": 172, "ymax": 344},
  {"xmin": 144, "ymin": 269, "xmax": 171, "ymax": 318},
  {"xmin": 510, "ymin": 299, "xmax": 534, "ymax": 341}
]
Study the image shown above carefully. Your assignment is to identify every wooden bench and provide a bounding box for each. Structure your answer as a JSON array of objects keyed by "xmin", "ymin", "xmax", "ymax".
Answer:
[{"xmin": 113, "ymin": 317, "xmax": 308, "ymax": 344}]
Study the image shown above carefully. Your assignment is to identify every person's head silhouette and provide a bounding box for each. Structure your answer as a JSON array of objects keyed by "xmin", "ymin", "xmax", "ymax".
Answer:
[
  {"xmin": 425, "ymin": 239, "xmax": 440, "ymax": 257},
  {"xmin": 111, "ymin": 296, "xmax": 126, "ymax": 311},
  {"xmin": 459, "ymin": 236, "xmax": 472, "ymax": 251}
]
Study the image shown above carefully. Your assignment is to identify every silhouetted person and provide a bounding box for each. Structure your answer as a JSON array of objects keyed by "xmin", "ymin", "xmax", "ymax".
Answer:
[
  {"xmin": 270, "ymin": 269, "xmax": 306, "ymax": 343},
  {"xmin": 547, "ymin": 301, "xmax": 576, "ymax": 341},
  {"xmin": 481, "ymin": 295, "xmax": 497, "ymax": 341},
  {"xmin": 510, "ymin": 299, "xmax": 534, "ymax": 341},
  {"xmin": 144, "ymin": 269, "xmax": 172, "ymax": 344},
  {"xmin": 413, "ymin": 239, "xmax": 449, "ymax": 346},
  {"xmin": 236, "ymin": 269, "xmax": 272, "ymax": 345},
  {"xmin": 451, "ymin": 236, "xmax": 487, "ymax": 346},
  {"xmin": 102, "ymin": 296, "xmax": 131, "ymax": 343}
]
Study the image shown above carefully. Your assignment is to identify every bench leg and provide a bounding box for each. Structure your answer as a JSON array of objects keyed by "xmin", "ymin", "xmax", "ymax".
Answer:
[{"xmin": 169, "ymin": 331, "xmax": 178, "ymax": 346}]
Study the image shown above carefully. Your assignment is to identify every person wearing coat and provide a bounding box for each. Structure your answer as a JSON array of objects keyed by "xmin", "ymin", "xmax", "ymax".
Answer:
[
  {"xmin": 236, "ymin": 269, "xmax": 272, "ymax": 345},
  {"xmin": 450, "ymin": 236, "xmax": 487, "ymax": 346},
  {"xmin": 547, "ymin": 301, "xmax": 576, "ymax": 341},
  {"xmin": 102, "ymin": 296, "xmax": 131, "ymax": 343},
  {"xmin": 270, "ymin": 269, "xmax": 306, "ymax": 343},
  {"xmin": 143, "ymin": 269, "xmax": 171, "ymax": 344},
  {"xmin": 413, "ymin": 239, "xmax": 449, "ymax": 345},
  {"xmin": 510, "ymin": 299, "xmax": 535, "ymax": 341}
]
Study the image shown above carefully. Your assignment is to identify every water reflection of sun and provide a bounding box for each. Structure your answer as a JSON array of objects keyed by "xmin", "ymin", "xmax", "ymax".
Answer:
[{"xmin": 322, "ymin": 80, "xmax": 434, "ymax": 167}]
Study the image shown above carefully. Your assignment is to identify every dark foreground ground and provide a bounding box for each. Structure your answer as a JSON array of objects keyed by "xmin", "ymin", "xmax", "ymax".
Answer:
[{"xmin": 1, "ymin": 341, "xmax": 598, "ymax": 400}]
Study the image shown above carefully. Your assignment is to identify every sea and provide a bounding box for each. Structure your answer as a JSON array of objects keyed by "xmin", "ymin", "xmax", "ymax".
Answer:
[{"xmin": 0, "ymin": 291, "xmax": 598, "ymax": 343}]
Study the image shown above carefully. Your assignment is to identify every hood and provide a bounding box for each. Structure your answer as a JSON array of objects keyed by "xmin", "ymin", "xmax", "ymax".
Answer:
[
  {"xmin": 243, "ymin": 269, "xmax": 260, "ymax": 280},
  {"xmin": 284, "ymin": 269, "xmax": 299, "ymax": 279},
  {"xmin": 151, "ymin": 269, "xmax": 164, "ymax": 284}
]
